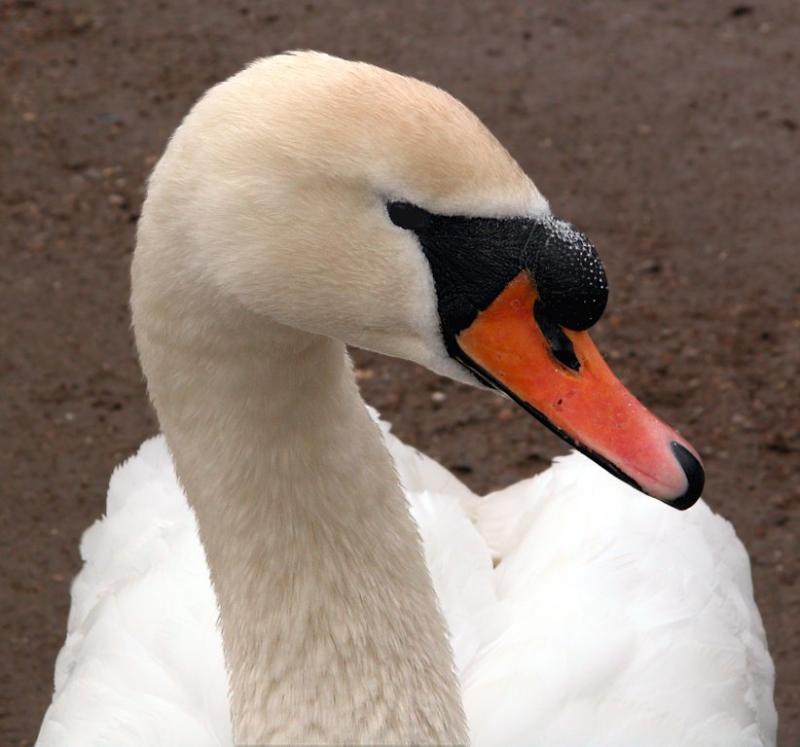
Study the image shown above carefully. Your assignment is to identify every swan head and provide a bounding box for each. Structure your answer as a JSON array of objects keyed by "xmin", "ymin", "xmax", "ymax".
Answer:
[{"xmin": 136, "ymin": 51, "xmax": 704, "ymax": 508}]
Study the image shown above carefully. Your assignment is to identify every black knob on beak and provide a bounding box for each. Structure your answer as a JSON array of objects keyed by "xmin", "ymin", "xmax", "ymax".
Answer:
[{"xmin": 528, "ymin": 217, "xmax": 609, "ymax": 331}]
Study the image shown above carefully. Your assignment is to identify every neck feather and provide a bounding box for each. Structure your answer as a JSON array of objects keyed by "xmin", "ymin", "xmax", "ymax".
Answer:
[{"xmin": 133, "ymin": 294, "xmax": 467, "ymax": 745}]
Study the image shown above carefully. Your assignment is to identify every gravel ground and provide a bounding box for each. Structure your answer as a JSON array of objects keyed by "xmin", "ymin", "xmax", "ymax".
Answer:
[{"xmin": 1, "ymin": 1, "xmax": 798, "ymax": 744}]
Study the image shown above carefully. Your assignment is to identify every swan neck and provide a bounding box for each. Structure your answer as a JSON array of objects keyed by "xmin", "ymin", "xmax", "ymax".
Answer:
[{"xmin": 133, "ymin": 301, "xmax": 467, "ymax": 745}]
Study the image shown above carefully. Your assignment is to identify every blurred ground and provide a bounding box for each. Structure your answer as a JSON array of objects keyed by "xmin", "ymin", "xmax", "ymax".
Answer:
[{"xmin": 1, "ymin": 1, "xmax": 798, "ymax": 744}]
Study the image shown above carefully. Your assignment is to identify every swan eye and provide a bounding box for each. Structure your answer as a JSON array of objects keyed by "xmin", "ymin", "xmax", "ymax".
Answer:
[{"xmin": 387, "ymin": 201, "xmax": 433, "ymax": 231}]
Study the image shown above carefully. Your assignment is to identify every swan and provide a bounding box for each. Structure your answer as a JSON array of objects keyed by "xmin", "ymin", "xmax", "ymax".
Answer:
[{"xmin": 37, "ymin": 52, "xmax": 776, "ymax": 746}]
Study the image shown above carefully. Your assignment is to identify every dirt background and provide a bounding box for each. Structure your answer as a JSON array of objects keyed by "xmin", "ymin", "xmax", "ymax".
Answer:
[{"xmin": 1, "ymin": 1, "xmax": 798, "ymax": 744}]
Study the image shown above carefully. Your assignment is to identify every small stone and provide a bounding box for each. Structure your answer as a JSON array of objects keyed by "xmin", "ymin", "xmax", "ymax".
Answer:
[
  {"xmin": 729, "ymin": 4, "xmax": 754, "ymax": 17},
  {"xmin": 639, "ymin": 258, "xmax": 662, "ymax": 274},
  {"xmin": 451, "ymin": 463, "xmax": 473, "ymax": 475},
  {"xmin": 72, "ymin": 13, "xmax": 93, "ymax": 32},
  {"xmin": 731, "ymin": 412, "xmax": 752, "ymax": 428},
  {"xmin": 765, "ymin": 433, "xmax": 790, "ymax": 453},
  {"xmin": 430, "ymin": 391, "xmax": 447, "ymax": 404}
]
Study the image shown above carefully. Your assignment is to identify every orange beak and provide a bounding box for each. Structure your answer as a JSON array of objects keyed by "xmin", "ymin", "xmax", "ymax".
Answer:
[{"xmin": 456, "ymin": 272, "xmax": 704, "ymax": 508}]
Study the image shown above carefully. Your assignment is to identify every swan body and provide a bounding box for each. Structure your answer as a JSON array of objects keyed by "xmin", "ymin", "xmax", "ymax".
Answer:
[
  {"xmin": 38, "ymin": 426, "xmax": 775, "ymax": 746},
  {"xmin": 38, "ymin": 52, "xmax": 776, "ymax": 745}
]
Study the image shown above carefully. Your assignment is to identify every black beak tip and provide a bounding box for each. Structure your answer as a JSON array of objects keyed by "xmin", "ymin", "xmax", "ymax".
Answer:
[{"xmin": 667, "ymin": 442, "xmax": 705, "ymax": 510}]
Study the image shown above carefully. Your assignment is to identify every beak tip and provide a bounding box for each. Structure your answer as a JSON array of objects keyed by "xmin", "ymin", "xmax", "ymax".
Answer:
[{"xmin": 665, "ymin": 441, "xmax": 705, "ymax": 510}]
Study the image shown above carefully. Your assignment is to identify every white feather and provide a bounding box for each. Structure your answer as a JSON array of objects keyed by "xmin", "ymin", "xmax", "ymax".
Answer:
[{"xmin": 37, "ymin": 423, "xmax": 776, "ymax": 747}]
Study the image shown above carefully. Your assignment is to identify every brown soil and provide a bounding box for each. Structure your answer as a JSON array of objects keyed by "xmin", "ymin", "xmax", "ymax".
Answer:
[{"xmin": 1, "ymin": 1, "xmax": 798, "ymax": 745}]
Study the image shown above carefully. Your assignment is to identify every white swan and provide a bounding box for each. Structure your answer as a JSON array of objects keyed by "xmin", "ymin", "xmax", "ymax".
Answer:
[{"xmin": 38, "ymin": 52, "xmax": 776, "ymax": 746}]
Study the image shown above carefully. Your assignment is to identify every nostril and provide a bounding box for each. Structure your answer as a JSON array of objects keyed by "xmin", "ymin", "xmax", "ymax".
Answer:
[
  {"xmin": 667, "ymin": 442, "xmax": 705, "ymax": 510},
  {"xmin": 533, "ymin": 300, "xmax": 580, "ymax": 372}
]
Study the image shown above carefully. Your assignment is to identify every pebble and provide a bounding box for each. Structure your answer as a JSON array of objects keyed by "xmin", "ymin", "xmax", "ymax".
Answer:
[{"xmin": 71, "ymin": 13, "xmax": 93, "ymax": 32}]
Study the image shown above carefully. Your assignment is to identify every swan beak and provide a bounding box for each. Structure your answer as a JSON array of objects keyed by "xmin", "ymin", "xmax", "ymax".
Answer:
[{"xmin": 455, "ymin": 272, "xmax": 704, "ymax": 509}]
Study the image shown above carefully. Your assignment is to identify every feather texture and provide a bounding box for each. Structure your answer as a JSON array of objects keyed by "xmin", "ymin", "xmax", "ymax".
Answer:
[{"xmin": 37, "ymin": 421, "xmax": 776, "ymax": 747}]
